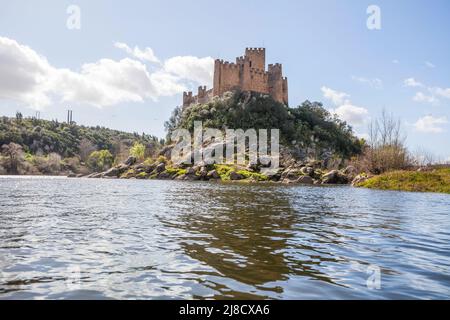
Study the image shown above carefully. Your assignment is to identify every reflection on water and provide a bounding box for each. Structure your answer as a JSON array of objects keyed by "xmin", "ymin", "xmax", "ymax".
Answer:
[{"xmin": 0, "ymin": 176, "xmax": 449, "ymax": 299}]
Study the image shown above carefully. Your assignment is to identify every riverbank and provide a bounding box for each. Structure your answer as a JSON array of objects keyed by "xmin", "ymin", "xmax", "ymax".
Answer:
[
  {"xmin": 74, "ymin": 154, "xmax": 358, "ymax": 186},
  {"xmin": 354, "ymin": 168, "xmax": 450, "ymax": 194},
  {"xmin": 72, "ymin": 156, "xmax": 450, "ymax": 194}
]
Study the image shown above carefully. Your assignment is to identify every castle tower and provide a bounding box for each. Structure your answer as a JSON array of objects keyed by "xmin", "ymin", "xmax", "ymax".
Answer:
[
  {"xmin": 197, "ymin": 86, "xmax": 208, "ymax": 104},
  {"xmin": 268, "ymin": 63, "xmax": 284, "ymax": 104},
  {"xmin": 213, "ymin": 59, "xmax": 222, "ymax": 97},
  {"xmin": 245, "ymin": 48, "xmax": 266, "ymax": 71},
  {"xmin": 183, "ymin": 91, "xmax": 194, "ymax": 108}
]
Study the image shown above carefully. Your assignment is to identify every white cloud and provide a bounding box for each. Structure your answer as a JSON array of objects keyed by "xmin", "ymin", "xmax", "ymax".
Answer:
[
  {"xmin": 0, "ymin": 37, "xmax": 214, "ymax": 109},
  {"xmin": 321, "ymin": 86, "xmax": 369, "ymax": 126},
  {"xmin": 351, "ymin": 76, "xmax": 383, "ymax": 89},
  {"xmin": 114, "ymin": 42, "xmax": 214, "ymax": 87},
  {"xmin": 425, "ymin": 61, "xmax": 436, "ymax": 68},
  {"xmin": 114, "ymin": 42, "xmax": 160, "ymax": 64},
  {"xmin": 55, "ymin": 58, "xmax": 187, "ymax": 107},
  {"xmin": 413, "ymin": 92, "xmax": 438, "ymax": 104},
  {"xmin": 331, "ymin": 104, "xmax": 369, "ymax": 126},
  {"xmin": 320, "ymin": 86, "xmax": 350, "ymax": 106},
  {"xmin": 404, "ymin": 78, "xmax": 423, "ymax": 88},
  {"xmin": 404, "ymin": 78, "xmax": 450, "ymax": 105},
  {"xmin": 164, "ymin": 56, "xmax": 214, "ymax": 88},
  {"xmin": 433, "ymin": 87, "xmax": 450, "ymax": 100},
  {"xmin": 0, "ymin": 37, "xmax": 54, "ymax": 108},
  {"xmin": 414, "ymin": 115, "xmax": 448, "ymax": 133}
]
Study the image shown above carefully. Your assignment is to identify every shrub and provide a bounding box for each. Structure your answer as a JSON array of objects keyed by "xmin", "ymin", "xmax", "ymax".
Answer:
[
  {"xmin": 31, "ymin": 153, "xmax": 63, "ymax": 174},
  {"xmin": 1, "ymin": 142, "xmax": 24, "ymax": 174},
  {"xmin": 87, "ymin": 150, "xmax": 114, "ymax": 172},
  {"xmin": 354, "ymin": 110, "xmax": 410, "ymax": 174},
  {"xmin": 156, "ymin": 155, "xmax": 168, "ymax": 164},
  {"xmin": 129, "ymin": 142, "xmax": 146, "ymax": 161}
]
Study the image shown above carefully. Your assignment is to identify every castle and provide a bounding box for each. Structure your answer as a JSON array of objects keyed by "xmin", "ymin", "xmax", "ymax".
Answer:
[{"xmin": 183, "ymin": 48, "xmax": 288, "ymax": 108}]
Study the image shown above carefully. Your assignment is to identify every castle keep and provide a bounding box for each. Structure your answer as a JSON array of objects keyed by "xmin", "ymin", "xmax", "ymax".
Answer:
[{"xmin": 183, "ymin": 48, "xmax": 288, "ymax": 107}]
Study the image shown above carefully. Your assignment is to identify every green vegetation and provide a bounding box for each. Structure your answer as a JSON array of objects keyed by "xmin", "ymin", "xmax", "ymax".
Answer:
[
  {"xmin": 136, "ymin": 172, "xmax": 149, "ymax": 179},
  {"xmin": 214, "ymin": 164, "xmax": 234, "ymax": 180},
  {"xmin": 166, "ymin": 91, "xmax": 363, "ymax": 159},
  {"xmin": 129, "ymin": 142, "xmax": 146, "ymax": 161},
  {"xmin": 0, "ymin": 115, "xmax": 162, "ymax": 175},
  {"xmin": 213, "ymin": 164, "xmax": 269, "ymax": 181},
  {"xmin": 87, "ymin": 150, "xmax": 114, "ymax": 172},
  {"xmin": 356, "ymin": 169, "xmax": 450, "ymax": 194},
  {"xmin": 165, "ymin": 167, "xmax": 187, "ymax": 176},
  {"xmin": 236, "ymin": 170, "xmax": 269, "ymax": 181}
]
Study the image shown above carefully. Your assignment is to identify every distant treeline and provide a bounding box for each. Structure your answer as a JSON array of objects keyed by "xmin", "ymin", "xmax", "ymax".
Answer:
[{"xmin": 0, "ymin": 114, "xmax": 163, "ymax": 175}]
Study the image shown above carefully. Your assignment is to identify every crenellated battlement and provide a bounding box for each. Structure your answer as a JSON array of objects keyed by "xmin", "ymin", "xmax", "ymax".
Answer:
[
  {"xmin": 184, "ymin": 47, "xmax": 288, "ymax": 107},
  {"xmin": 222, "ymin": 61, "xmax": 239, "ymax": 69},
  {"xmin": 245, "ymin": 47, "xmax": 265, "ymax": 53}
]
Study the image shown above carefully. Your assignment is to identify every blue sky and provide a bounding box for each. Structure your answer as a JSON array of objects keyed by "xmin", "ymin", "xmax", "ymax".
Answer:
[{"xmin": 0, "ymin": 0, "xmax": 449, "ymax": 160}]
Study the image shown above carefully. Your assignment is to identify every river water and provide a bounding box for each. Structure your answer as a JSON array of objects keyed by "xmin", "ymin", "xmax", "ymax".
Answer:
[{"xmin": 0, "ymin": 176, "xmax": 449, "ymax": 299}]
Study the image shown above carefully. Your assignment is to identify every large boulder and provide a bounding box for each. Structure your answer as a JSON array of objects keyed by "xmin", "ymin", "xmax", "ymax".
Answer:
[
  {"xmin": 208, "ymin": 170, "xmax": 220, "ymax": 179},
  {"xmin": 322, "ymin": 170, "xmax": 349, "ymax": 184},
  {"xmin": 207, "ymin": 170, "xmax": 220, "ymax": 180},
  {"xmin": 124, "ymin": 156, "xmax": 137, "ymax": 166},
  {"xmin": 297, "ymin": 175, "xmax": 314, "ymax": 184},
  {"xmin": 156, "ymin": 171, "xmax": 171, "ymax": 179},
  {"xmin": 306, "ymin": 160, "xmax": 323, "ymax": 169},
  {"xmin": 155, "ymin": 162, "xmax": 166, "ymax": 173},
  {"xmin": 281, "ymin": 167, "xmax": 301, "ymax": 181},
  {"xmin": 103, "ymin": 164, "xmax": 129, "ymax": 177},
  {"xmin": 229, "ymin": 171, "xmax": 244, "ymax": 180},
  {"xmin": 159, "ymin": 145, "xmax": 173, "ymax": 160},
  {"xmin": 199, "ymin": 166, "xmax": 208, "ymax": 179},
  {"xmin": 186, "ymin": 167, "xmax": 196, "ymax": 175},
  {"xmin": 300, "ymin": 166, "xmax": 314, "ymax": 176},
  {"xmin": 352, "ymin": 174, "xmax": 370, "ymax": 186},
  {"xmin": 342, "ymin": 165, "xmax": 358, "ymax": 180}
]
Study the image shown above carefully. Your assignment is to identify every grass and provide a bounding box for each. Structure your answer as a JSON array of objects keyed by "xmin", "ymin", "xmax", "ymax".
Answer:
[
  {"xmin": 214, "ymin": 164, "xmax": 269, "ymax": 181},
  {"xmin": 236, "ymin": 170, "xmax": 269, "ymax": 181},
  {"xmin": 357, "ymin": 168, "xmax": 450, "ymax": 194},
  {"xmin": 214, "ymin": 164, "xmax": 233, "ymax": 180},
  {"xmin": 165, "ymin": 167, "xmax": 187, "ymax": 176}
]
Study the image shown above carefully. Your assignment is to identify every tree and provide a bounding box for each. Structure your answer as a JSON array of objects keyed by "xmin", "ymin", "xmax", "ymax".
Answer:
[
  {"xmin": 79, "ymin": 138, "xmax": 96, "ymax": 162},
  {"xmin": 362, "ymin": 110, "xmax": 409, "ymax": 173},
  {"xmin": 1, "ymin": 142, "xmax": 24, "ymax": 174},
  {"xmin": 87, "ymin": 150, "xmax": 114, "ymax": 172},
  {"xmin": 129, "ymin": 142, "xmax": 145, "ymax": 161},
  {"xmin": 15, "ymin": 112, "xmax": 23, "ymax": 123}
]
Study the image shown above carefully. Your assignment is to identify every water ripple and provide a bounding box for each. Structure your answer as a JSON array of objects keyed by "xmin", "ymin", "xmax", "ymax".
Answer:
[{"xmin": 0, "ymin": 177, "xmax": 449, "ymax": 299}]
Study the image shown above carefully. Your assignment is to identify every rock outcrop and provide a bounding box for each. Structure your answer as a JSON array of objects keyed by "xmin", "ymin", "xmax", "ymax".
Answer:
[{"xmin": 78, "ymin": 144, "xmax": 360, "ymax": 186}]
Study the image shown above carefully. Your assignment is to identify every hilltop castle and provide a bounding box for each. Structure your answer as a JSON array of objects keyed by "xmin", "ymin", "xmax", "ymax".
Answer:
[{"xmin": 183, "ymin": 48, "xmax": 288, "ymax": 108}]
